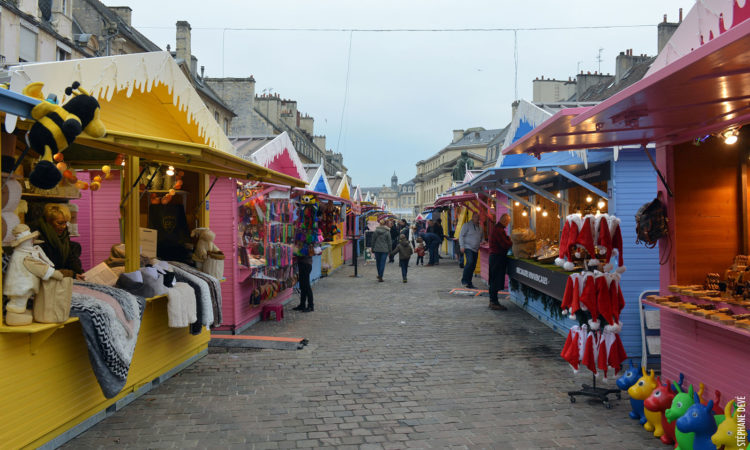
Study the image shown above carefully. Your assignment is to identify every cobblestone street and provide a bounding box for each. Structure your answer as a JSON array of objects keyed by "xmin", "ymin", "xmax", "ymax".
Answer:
[{"xmin": 66, "ymin": 258, "xmax": 662, "ymax": 449}]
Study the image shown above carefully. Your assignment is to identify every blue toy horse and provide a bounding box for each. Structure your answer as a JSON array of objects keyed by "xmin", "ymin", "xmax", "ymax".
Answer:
[
  {"xmin": 676, "ymin": 395, "xmax": 724, "ymax": 450},
  {"xmin": 616, "ymin": 361, "xmax": 647, "ymax": 425}
]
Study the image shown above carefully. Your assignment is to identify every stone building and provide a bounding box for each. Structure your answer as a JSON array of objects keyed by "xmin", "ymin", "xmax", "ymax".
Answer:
[
  {"xmin": 205, "ymin": 75, "xmax": 347, "ymax": 177},
  {"xmin": 0, "ymin": 0, "xmax": 96, "ymax": 65},
  {"xmin": 361, "ymin": 172, "xmax": 416, "ymax": 220},
  {"xmin": 72, "ymin": 0, "xmax": 160, "ymax": 56},
  {"xmin": 414, "ymin": 127, "xmax": 501, "ymax": 214}
]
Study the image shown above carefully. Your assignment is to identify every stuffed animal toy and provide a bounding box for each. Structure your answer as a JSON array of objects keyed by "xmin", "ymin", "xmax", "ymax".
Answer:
[
  {"xmin": 21, "ymin": 81, "xmax": 106, "ymax": 189},
  {"xmin": 191, "ymin": 227, "xmax": 224, "ymax": 279},
  {"xmin": 3, "ymin": 224, "xmax": 66, "ymax": 325}
]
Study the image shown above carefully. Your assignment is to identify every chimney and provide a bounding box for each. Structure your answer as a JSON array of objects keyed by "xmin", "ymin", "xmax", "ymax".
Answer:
[
  {"xmin": 615, "ymin": 48, "xmax": 650, "ymax": 84},
  {"xmin": 175, "ymin": 21, "xmax": 193, "ymax": 75},
  {"xmin": 109, "ymin": 6, "xmax": 132, "ymax": 26},
  {"xmin": 657, "ymin": 13, "xmax": 680, "ymax": 55},
  {"xmin": 452, "ymin": 129, "xmax": 465, "ymax": 143}
]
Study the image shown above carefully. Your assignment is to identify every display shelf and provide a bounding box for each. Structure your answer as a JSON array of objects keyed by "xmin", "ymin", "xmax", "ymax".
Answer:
[
  {"xmin": 643, "ymin": 300, "xmax": 750, "ymax": 339},
  {"xmin": 21, "ymin": 192, "xmax": 81, "ymax": 200},
  {"xmin": 677, "ymin": 294, "xmax": 750, "ymax": 315},
  {"xmin": 0, "ymin": 317, "xmax": 80, "ymax": 355}
]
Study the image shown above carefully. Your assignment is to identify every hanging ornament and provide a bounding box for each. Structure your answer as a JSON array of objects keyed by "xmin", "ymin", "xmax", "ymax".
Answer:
[
  {"xmin": 53, "ymin": 153, "xmax": 65, "ymax": 163},
  {"xmin": 56, "ymin": 162, "xmax": 67, "ymax": 172},
  {"xmin": 90, "ymin": 181, "xmax": 100, "ymax": 191}
]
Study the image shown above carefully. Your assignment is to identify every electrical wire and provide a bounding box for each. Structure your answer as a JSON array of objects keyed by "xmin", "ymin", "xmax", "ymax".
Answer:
[
  {"xmin": 140, "ymin": 24, "xmax": 655, "ymax": 32},
  {"xmin": 335, "ymin": 30, "xmax": 353, "ymax": 156}
]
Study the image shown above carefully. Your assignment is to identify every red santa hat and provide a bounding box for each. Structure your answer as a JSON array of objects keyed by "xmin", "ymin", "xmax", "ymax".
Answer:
[
  {"xmin": 597, "ymin": 214, "xmax": 613, "ymax": 261},
  {"xmin": 610, "ymin": 218, "xmax": 624, "ymax": 267},
  {"xmin": 581, "ymin": 331, "xmax": 598, "ymax": 375},
  {"xmin": 578, "ymin": 274, "xmax": 599, "ymax": 329},
  {"xmin": 562, "ymin": 215, "xmax": 582, "ymax": 271},
  {"xmin": 595, "ymin": 273, "xmax": 614, "ymax": 327},
  {"xmin": 555, "ymin": 220, "xmax": 571, "ymax": 267},
  {"xmin": 575, "ymin": 215, "xmax": 598, "ymax": 263},
  {"xmin": 607, "ymin": 333, "xmax": 628, "ymax": 374},
  {"xmin": 560, "ymin": 328, "xmax": 580, "ymax": 372}
]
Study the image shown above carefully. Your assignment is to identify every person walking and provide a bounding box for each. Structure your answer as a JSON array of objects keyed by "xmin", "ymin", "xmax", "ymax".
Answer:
[
  {"xmin": 389, "ymin": 234, "xmax": 413, "ymax": 282},
  {"xmin": 372, "ymin": 220, "xmax": 392, "ymax": 282},
  {"xmin": 422, "ymin": 231, "xmax": 440, "ymax": 266},
  {"xmin": 388, "ymin": 219, "xmax": 399, "ymax": 263},
  {"xmin": 459, "ymin": 213, "xmax": 482, "ymax": 289},
  {"xmin": 292, "ymin": 243, "xmax": 314, "ymax": 312},
  {"xmin": 488, "ymin": 213, "xmax": 512, "ymax": 310}
]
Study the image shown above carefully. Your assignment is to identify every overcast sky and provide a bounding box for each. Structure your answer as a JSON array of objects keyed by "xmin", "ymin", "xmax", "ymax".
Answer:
[{"xmin": 105, "ymin": 0, "xmax": 693, "ymax": 187}]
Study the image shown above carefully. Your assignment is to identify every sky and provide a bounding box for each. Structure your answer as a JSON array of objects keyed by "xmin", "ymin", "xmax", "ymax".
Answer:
[{"xmin": 104, "ymin": 0, "xmax": 693, "ymax": 187}]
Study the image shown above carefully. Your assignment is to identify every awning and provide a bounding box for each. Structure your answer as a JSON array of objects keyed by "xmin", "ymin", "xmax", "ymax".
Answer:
[
  {"xmin": 75, "ymin": 131, "xmax": 306, "ymax": 187},
  {"xmin": 291, "ymin": 187, "xmax": 352, "ymax": 205},
  {"xmin": 503, "ymin": 19, "xmax": 750, "ymax": 154},
  {"xmin": 433, "ymin": 193, "xmax": 479, "ymax": 207}
]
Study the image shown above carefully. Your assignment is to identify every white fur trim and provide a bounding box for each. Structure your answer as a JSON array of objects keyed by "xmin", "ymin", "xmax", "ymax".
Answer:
[
  {"xmin": 588, "ymin": 319, "xmax": 600, "ymax": 330},
  {"xmin": 563, "ymin": 261, "xmax": 575, "ymax": 271},
  {"xmin": 555, "ymin": 257, "xmax": 564, "ymax": 267},
  {"xmin": 615, "ymin": 265, "xmax": 626, "ymax": 275}
]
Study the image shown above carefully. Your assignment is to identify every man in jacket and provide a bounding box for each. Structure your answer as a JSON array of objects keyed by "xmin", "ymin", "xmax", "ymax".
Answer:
[
  {"xmin": 421, "ymin": 231, "xmax": 440, "ymax": 266},
  {"xmin": 459, "ymin": 213, "xmax": 482, "ymax": 289},
  {"xmin": 372, "ymin": 220, "xmax": 392, "ymax": 281},
  {"xmin": 488, "ymin": 213, "xmax": 512, "ymax": 310}
]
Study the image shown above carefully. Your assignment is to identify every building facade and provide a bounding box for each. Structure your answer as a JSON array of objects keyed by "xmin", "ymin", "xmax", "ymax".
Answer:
[
  {"xmin": 0, "ymin": 0, "xmax": 96, "ymax": 65},
  {"xmin": 414, "ymin": 127, "xmax": 501, "ymax": 213},
  {"xmin": 362, "ymin": 173, "xmax": 416, "ymax": 219}
]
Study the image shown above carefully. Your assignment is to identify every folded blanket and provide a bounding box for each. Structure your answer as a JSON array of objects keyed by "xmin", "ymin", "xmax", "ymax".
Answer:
[
  {"xmin": 71, "ymin": 282, "xmax": 145, "ymax": 398},
  {"xmin": 169, "ymin": 261, "xmax": 222, "ymax": 327},
  {"xmin": 168, "ymin": 263, "xmax": 212, "ymax": 335},
  {"xmin": 167, "ymin": 282, "xmax": 197, "ymax": 328}
]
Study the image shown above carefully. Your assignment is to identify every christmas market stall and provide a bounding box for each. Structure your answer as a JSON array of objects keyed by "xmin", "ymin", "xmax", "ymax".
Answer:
[
  {"xmin": 210, "ymin": 132, "xmax": 308, "ymax": 333},
  {"xmin": 507, "ymin": 5, "xmax": 750, "ymax": 411},
  {"xmin": 452, "ymin": 99, "xmax": 661, "ymax": 362},
  {"xmin": 0, "ymin": 52, "xmax": 300, "ymax": 448}
]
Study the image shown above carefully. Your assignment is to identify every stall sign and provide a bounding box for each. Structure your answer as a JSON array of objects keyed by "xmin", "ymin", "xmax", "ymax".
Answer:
[{"xmin": 507, "ymin": 258, "xmax": 570, "ymax": 300}]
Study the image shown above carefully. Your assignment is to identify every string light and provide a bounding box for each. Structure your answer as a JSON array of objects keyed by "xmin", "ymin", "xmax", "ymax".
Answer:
[
  {"xmin": 597, "ymin": 199, "xmax": 606, "ymax": 209},
  {"xmin": 585, "ymin": 195, "xmax": 593, "ymax": 203},
  {"xmin": 535, "ymin": 204, "xmax": 542, "ymax": 212},
  {"xmin": 722, "ymin": 128, "xmax": 739, "ymax": 145},
  {"xmin": 542, "ymin": 209, "xmax": 548, "ymax": 217},
  {"xmin": 514, "ymin": 201, "xmax": 520, "ymax": 207},
  {"xmin": 521, "ymin": 210, "xmax": 528, "ymax": 217},
  {"xmin": 556, "ymin": 191, "xmax": 561, "ymax": 198},
  {"xmin": 166, "ymin": 165, "xmax": 175, "ymax": 176}
]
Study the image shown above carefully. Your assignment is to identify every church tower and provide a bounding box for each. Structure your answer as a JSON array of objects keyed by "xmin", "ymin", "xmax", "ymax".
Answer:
[{"xmin": 391, "ymin": 171, "xmax": 398, "ymax": 189}]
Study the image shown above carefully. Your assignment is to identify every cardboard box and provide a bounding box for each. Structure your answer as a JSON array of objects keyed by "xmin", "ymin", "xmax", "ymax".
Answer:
[{"xmin": 140, "ymin": 227, "xmax": 158, "ymax": 259}]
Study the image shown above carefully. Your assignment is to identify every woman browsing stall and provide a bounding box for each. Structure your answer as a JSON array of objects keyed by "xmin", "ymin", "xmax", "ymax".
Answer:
[{"xmin": 30, "ymin": 203, "xmax": 83, "ymax": 278}]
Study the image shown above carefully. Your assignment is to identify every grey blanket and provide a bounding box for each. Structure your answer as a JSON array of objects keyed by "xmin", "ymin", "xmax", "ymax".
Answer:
[
  {"xmin": 71, "ymin": 282, "xmax": 145, "ymax": 399},
  {"xmin": 169, "ymin": 262, "xmax": 222, "ymax": 327}
]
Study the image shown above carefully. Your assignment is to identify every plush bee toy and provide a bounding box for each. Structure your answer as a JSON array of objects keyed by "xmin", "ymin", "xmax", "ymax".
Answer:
[{"xmin": 22, "ymin": 81, "xmax": 106, "ymax": 189}]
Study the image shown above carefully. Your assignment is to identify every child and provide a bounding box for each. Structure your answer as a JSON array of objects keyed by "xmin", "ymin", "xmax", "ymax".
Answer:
[
  {"xmin": 390, "ymin": 234, "xmax": 414, "ymax": 282},
  {"xmin": 415, "ymin": 236, "xmax": 426, "ymax": 266}
]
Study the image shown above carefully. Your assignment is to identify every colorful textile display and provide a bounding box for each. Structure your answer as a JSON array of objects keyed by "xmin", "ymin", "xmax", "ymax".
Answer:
[{"xmin": 70, "ymin": 282, "xmax": 145, "ymax": 398}]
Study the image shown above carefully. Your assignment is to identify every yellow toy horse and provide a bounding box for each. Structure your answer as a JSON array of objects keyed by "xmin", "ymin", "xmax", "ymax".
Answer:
[
  {"xmin": 712, "ymin": 399, "xmax": 747, "ymax": 450},
  {"xmin": 627, "ymin": 368, "xmax": 663, "ymax": 437}
]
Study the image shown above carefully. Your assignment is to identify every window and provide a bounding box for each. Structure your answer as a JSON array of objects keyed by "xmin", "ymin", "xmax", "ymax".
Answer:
[
  {"xmin": 214, "ymin": 111, "xmax": 219, "ymax": 121},
  {"xmin": 62, "ymin": 0, "xmax": 68, "ymax": 14},
  {"xmin": 56, "ymin": 47, "xmax": 69, "ymax": 61},
  {"xmin": 19, "ymin": 26, "xmax": 37, "ymax": 62},
  {"xmin": 223, "ymin": 118, "xmax": 229, "ymax": 134}
]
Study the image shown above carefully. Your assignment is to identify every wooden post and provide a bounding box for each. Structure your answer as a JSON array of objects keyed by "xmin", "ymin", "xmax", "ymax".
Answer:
[
  {"xmin": 740, "ymin": 144, "xmax": 749, "ymax": 254},
  {"xmin": 124, "ymin": 155, "xmax": 140, "ymax": 272},
  {"xmin": 197, "ymin": 173, "xmax": 209, "ymax": 228}
]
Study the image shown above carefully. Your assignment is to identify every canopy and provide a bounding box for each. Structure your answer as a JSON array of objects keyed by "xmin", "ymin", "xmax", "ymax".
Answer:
[
  {"xmin": 6, "ymin": 52, "xmax": 304, "ymax": 187},
  {"xmin": 306, "ymin": 164, "xmax": 332, "ymax": 194},
  {"xmin": 504, "ymin": 18, "xmax": 750, "ymax": 155},
  {"xmin": 245, "ymin": 132, "xmax": 308, "ymax": 182}
]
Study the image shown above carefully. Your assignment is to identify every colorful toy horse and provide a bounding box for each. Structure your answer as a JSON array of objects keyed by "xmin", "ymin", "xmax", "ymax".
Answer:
[
  {"xmin": 628, "ymin": 368, "xmax": 662, "ymax": 436},
  {"xmin": 644, "ymin": 374, "xmax": 683, "ymax": 445},
  {"xmin": 712, "ymin": 399, "xmax": 748, "ymax": 450},
  {"xmin": 667, "ymin": 384, "xmax": 703, "ymax": 450},
  {"xmin": 617, "ymin": 361, "xmax": 646, "ymax": 424},
  {"xmin": 676, "ymin": 398, "xmax": 722, "ymax": 450}
]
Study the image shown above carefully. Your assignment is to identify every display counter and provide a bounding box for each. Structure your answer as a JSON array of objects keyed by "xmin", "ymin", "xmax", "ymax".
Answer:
[
  {"xmin": 0, "ymin": 294, "xmax": 209, "ymax": 449},
  {"xmin": 643, "ymin": 299, "xmax": 750, "ymax": 405},
  {"xmin": 506, "ymin": 257, "xmax": 579, "ymax": 335}
]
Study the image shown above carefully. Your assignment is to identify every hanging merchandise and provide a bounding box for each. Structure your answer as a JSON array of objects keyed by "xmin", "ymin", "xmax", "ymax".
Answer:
[
  {"xmin": 296, "ymin": 194, "xmax": 320, "ymax": 253},
  {"xmin": 318, "ymin": 200, "xmax": 341, "ymax": 242},
  {"xmin": 556, "ymin": 213, "xmax": 623, "ymax": 271}
]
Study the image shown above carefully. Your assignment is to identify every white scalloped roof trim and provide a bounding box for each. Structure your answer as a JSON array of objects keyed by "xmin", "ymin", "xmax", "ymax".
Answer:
[
  {"xmin": 250, "ymin": 132, "xmax": 308, "ymax": 182},
  {"xmin": 8, "ymin": 52, "xmax": 235, "ymax": 154}
]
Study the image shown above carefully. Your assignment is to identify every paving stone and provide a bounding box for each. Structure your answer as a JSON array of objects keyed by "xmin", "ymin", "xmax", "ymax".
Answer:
[{"xmin": 62, "ymin": 260, "xmax": 662, "ymax": 449}]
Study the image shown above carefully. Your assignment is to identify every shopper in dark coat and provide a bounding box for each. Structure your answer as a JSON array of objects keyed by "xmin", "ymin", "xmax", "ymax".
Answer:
[
  {"xmin": 488, "ymin": 214, "xmax": 513, "ymax": 310},
  {"xmin": 371, "ymin": 220, "xmax": 392, "ymax": 281},
  {"xmin": 389, "ymin": 234, "xmax": 413, "ymax": 282},
  {"xmin": 421, "ymin": 231, "xmax": 440, "ymax": 266},
  {"xmin": 388, "ymin": 219, "xmax": 399, "ymax": 263},
  {"xmin": 432, "ymin": 218, "xmax": 445, "ymax": 262}
]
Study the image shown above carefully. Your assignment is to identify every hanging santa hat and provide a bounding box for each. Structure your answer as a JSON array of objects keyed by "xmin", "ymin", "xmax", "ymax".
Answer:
[
  {"xmin": 597, "ymin": 332, "xmax": 611, "ymax": 380},
  {"xmin": 595, "ymin": 273, "xmax": 614, "ymax": 327},
  {"xmin": 579, "ymin": 274, "xmax": 600, "ymax": 329},
  {"xmin": 597, "ymin": 214, "xmax": 613, "ymax": 261},
  {"xmin": 607, "ymin": 333, "xmax": 628, "ymax": 374},
  {"xmin": 562, "ymin": 215, "xmax": 582, "ymax": 271},
  {"xmin": 555, "ymin": 219, "xmax": 571, "ymax": 267},
  {"xmin": 581, "ymin": 331, "xmax": 598, "ymax": 375},
  {"xmin": 610, "ymin": 217, "xmax": 624, "ymax": 267},
  {"xmin": 560, "ymin": 327, "xmax": 581, "ymax": 372},
  {"xmin": 575, "ymin": 215, "xmax": 598, "ymax": 263}
]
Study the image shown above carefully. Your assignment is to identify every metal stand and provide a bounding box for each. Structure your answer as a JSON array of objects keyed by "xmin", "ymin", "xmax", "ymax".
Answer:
[
  {"xmin": 349, "ymin": 236, "xmax": 361, "ymax": 278},
  {"xmin": 568, "ymin": 373, "xmax": 621, "ymax": 409}
]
